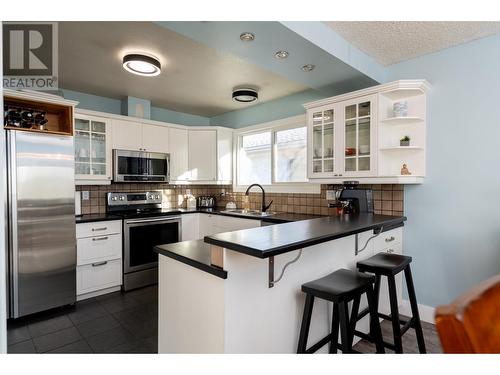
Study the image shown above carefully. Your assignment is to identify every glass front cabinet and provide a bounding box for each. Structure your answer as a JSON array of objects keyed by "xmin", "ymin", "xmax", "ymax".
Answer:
[
  {"xmin": 307, "ymin": 94, "xmax": 377, "ymax": 179},
  {"xmin": 74, "ymin": 114, "xmax": 112, "ymax": 183}
]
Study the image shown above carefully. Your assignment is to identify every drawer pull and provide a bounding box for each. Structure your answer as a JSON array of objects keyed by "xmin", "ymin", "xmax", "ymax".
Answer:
[
  {"xmin": 92, "ymin": 227, "xmax": 107, "ymax": 232},
  {"xmin": 386, "ymin": 248, "xmax": 394, "ymax": 254},
  {"xmin": 385, "ymin": 236, "xmax": 395, "ymax": 242},
  {"xmin": 92, "ymin": 236, "xmax": 109, "ymax": 241},
  {"xmin": 92, "ymin": 261, "xmax": 108, "ymax": 267}
]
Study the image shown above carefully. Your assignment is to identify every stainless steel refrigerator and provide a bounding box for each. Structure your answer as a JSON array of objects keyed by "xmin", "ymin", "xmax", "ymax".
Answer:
[{"xmin": 6, "ymin": 130, "xmax": 76, "ymax": 318}]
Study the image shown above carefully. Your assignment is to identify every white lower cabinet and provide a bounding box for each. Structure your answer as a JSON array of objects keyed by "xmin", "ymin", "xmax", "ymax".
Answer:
[
  {"xmin": 181, "ymin": 214, "xmax": 200, "ymax": 241},
  {"xmin": 186, "ymin": 213, "xmax": 261, "ymax": 240},
  {"xmin": 76, "ymin": 220, "xmax": 123, "ymax": 300},
  {"xmin": 77, "ymin": 259, "xmax": 122, "ymax": 296}
]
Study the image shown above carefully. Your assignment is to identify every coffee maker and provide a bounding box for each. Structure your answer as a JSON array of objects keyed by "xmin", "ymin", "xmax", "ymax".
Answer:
[{"xmin": 336, "ymin": 181, "xmax": 374, "ymax": 214}]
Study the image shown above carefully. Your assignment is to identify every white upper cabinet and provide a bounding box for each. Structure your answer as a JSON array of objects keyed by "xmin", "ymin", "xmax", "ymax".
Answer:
[
  {"xmin": 111, "ymin": 119, "xmax": 169, "ymax": 153},
  {"xmin": 305, "ymin": 79, "xmax": 429, "ymax": 184},
  {"xmin": 339, "ymin": 95, "xmax": 377, "ymax": 177},
  {"xmin": 169, "ymin": 127, "xmax": 189, "ymax": 181},
  {"xmin": 111, "ymin": 119, "xmax": 142, "ymax": 151},
  {"xmin": 142, "ymin": 125, "xmax": 169, "ymax": 153},
  {"xmin": 188, "ymin": 130, "xmax": 217, "ymax": 181},
  {"xmin": 74, "ymin": 111, "xmax": 233, "ymax": 185},
  {"xmin": 74, "ymin": 113, "xmax": 112, "ymax": 184}
]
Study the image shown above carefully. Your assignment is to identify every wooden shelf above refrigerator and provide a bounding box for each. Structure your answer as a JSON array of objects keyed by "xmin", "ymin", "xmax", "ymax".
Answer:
[{"xmin": 3, "ymin": 90, "xmax": 78, "ymax": 136}]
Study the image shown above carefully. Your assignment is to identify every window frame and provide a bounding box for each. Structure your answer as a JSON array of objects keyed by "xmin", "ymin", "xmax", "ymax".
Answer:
[{"xmin": 233, "ymin": 115, "xmax": 320, "ymax": 194}]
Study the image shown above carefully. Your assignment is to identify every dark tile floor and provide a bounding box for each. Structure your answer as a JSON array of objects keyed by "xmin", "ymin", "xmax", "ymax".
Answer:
[
  {"xmin": 353, "ymin": 315, "xmax": 442, "ymax": 354},
  {"xmin": 7, "ymin": 285, "xmax": 158, "ymax": 354},
  {"xmin": 8, "ymin": 287, "xmax": 441, "ymax": 354}
]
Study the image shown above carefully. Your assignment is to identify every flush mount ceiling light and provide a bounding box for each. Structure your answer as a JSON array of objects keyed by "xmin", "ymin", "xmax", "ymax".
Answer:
[
  {"xmin": 232, "ymin": 88, "xmax": 258, "ymax": 103},
  {"xmin": 122, "ymin": 54, "xmax": 161, "ymax": 76},
  {"xmin": 301, "ymin": 64, "xmax": 315, "ymax": 72},
  {"xmin": 240, "ymin": 32, "xmax": 255, "ymax": 42},
  {"xmin": 275, "ymin": 50, "xmax": 289, "ymax": 59}
]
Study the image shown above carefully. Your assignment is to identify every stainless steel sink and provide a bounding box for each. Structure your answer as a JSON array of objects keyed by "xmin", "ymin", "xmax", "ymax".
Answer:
[{"xmin": 220, "ymin": 209, "xmax": 275, "ymax": 217}]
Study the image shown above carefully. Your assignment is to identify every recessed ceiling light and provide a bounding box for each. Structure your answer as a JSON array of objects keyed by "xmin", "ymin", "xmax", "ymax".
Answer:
[
  {"xmin": 301, "ymin": 64, "xmax": 315, "ymax": 72},
  {"xmin": 122, "ymin": 54, "xmax": 161, "ymax": 77},
  {"xmin": 275, "ymin": 50, "xmax": 289, "ymax": 59},
  {"xmin": 232, "ymin": 88, "xmax": 258, "ymax": 103},
  {"xmin": 240, "ymin": 32, "xmax": 255, "ymax": 42}
]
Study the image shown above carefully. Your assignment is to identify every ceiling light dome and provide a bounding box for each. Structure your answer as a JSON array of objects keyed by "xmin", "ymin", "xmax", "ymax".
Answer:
[
  {"xmin": 232, "ymin": 88, "xmax": 258, "ymax": 103},
  {"xmin": 122, "ymin": 54, "xmax": 161, "ymax": 76}
]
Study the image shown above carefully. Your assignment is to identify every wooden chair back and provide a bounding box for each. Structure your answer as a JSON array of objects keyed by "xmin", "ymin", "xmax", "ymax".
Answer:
[{"xmin": 435, "ymin": 274, "xmax": 500, "ymax": 353}]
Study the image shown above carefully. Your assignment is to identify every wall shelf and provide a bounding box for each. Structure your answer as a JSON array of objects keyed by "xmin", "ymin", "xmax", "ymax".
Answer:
[
  {"xmin": 381, "ymin": 116, "xmax": 424, "ymax": 125},
  {"xmin": 380, "ymin": 146, "xmax": 424, "ymax": 151},
  {"xmin": 380, "ymin": 88, "xmax": 426, "ymax": 100}
]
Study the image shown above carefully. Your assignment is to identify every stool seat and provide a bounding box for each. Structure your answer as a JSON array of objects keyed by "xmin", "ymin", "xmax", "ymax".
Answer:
[
  {"xmin": 357, "ymin": 253, "xmax": 412, "ymax": 276},
  {"xmin": 302, "ymin": 269, "xmax": 375, "ymax": 302}
]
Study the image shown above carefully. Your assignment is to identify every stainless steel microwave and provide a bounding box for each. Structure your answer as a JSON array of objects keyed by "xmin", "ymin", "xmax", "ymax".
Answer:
[{"xmin": 113, "ymin": 149, "xmax": 170, "ymax": 182}]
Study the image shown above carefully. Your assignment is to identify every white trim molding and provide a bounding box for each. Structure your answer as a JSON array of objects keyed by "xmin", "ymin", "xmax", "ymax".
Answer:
[{"xmin": 400, "ymin": 300, "xmax": 436, "ymax": 324}]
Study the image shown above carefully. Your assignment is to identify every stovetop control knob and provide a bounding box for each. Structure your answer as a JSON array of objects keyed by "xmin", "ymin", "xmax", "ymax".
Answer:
[
  {"xmin": 111, "ymin": 196, "xmax": 117, "ymax": 201},
  {"xmin": 155, "ymin": 194, "xmax": 160, "ymax": 200},
  {"xmin": 119, "ymin": 196, "xmax": 125, "ymax": 201}
]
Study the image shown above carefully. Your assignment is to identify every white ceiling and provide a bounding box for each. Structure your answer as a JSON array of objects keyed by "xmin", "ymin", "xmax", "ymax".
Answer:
[
  {"xmin": 58, "ymin": 22, "xmax": 307, "ymax": 117},
  {"xmin": 324, "ymin": 21, "xmax": 500, "ymax": 66}
]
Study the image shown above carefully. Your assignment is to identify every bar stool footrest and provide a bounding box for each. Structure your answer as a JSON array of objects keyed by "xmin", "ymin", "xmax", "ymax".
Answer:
[{"xmin": 353, "ymin": 330, "xmax": 397, "ymax": 352}]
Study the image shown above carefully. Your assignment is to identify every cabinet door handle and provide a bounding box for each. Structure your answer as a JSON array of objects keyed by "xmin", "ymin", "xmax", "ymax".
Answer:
[
  {"xmin": 92, "ymin": 261, "xmax": 108, "ymax": 267},
  {"xmin": 92, "ymin": 236, "xmax": 108, "ymax": 241},
  {"xmin": 385, "ymin": 236, "xmax": 395, "ymax": 242},
  {"xmin": 386, "ymin": 248, "xmax": 394, "ymax": 254},
  {"xmin": 92, "ymin": 227, "xmax": 107, "ymax": 232}
]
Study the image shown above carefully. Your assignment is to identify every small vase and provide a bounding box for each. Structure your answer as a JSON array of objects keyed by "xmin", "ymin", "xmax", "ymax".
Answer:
[{"xmin": 400, "ymin": 140, "xmax": 410, "ymax": 147}]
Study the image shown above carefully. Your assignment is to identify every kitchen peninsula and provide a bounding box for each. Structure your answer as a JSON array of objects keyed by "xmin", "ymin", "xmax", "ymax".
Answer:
[{"xmin": 155, "ymin": 212, "xmax": 405, "ymax": 353}]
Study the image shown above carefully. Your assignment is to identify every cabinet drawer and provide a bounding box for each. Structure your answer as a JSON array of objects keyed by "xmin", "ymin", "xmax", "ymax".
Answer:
[
  {"xmin": 77, "ymin": 259, "xmax": 122, "ymax": 296},
  {"xmin": 374, "ymin": 227, "xmax": 403, "ymax": 251},
  {"xmin": 76, "ymin": 220, "xmax": 121, "ymax": 239},
  {"xmin": 77, "ymin": 233, "xmax": 122, "ymax": 266}
]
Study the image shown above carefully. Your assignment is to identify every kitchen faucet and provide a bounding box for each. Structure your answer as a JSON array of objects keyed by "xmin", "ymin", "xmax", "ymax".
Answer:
[{"xmin": 245, "ymin": 184, "xmax": 273, "ymax": 213}]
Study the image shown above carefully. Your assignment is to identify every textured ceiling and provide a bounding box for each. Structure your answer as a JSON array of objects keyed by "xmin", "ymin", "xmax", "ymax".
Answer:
[
  {"xmin": 324, "ymin": 21, "xmax": 500, "ymax": 66},
  {"xmin": 58, "ymin": 22, "xmax": 307, "ymax": 117}
]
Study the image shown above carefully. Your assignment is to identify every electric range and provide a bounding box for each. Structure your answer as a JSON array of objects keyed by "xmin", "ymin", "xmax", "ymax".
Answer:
[{"xmin": 107, "ymin": 191, "xmax": 182, "ymax": 291}]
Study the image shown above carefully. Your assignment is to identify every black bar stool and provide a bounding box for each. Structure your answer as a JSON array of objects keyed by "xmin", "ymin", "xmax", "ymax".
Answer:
[
  {"xmin": 355, "ymin": 253, "xmax": 426, "ymax": 353},
  {"xmin": 297, "ymin": 268, "xmax": 385, "ymax": 354}
]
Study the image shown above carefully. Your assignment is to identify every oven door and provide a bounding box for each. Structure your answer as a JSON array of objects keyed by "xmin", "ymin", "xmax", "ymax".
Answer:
[
  {"xmin": 114, "ymin": 149, "xmax": 170, "ymax": 182},
  {"xmin": 123, "ymin": 216, "xmax": 181, "ymax": 274}
]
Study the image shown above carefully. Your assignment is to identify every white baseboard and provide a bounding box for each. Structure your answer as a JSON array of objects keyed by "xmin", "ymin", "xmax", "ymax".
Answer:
[
  {"xmin": 76, "ymin": 285, "xmax": 121, "ymax": 301},
  {"xmin": 400, "ymin": 300, "xmax": 435, "ymax": 324}
]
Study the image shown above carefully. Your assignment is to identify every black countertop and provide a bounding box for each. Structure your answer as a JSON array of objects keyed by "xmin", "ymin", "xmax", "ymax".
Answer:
[
  {"xmin": 76, "ymin": 208, "xmax": 321, "ymax": 224},
  {"xmin": 75, "ymin": 214, "xmax": 122, "ymax": 224},
  {"xmin": 155, "ymin": 240, "xmax": 227, "ymax": 279},
  {"xmin": 177, "ymin": 208, "xmax": 322, "ymax": 223},
  {"xmin": 204, "ymin": 213, "xmax": 406, "ymax": 259}
]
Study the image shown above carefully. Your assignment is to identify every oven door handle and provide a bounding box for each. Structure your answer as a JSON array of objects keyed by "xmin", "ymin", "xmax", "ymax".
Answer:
[{"xmin": 125, "ymin": 216, "xmax": 181, "ymax": 224}]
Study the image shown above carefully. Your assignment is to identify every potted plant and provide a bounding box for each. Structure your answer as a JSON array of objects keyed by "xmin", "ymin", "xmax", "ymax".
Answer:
[{"xmin": 400, "ymin": 136, "xmax": 410, "ymax": 147}]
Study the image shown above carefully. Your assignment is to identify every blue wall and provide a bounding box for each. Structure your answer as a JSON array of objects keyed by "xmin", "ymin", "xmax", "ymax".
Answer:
[
  {"xmin": 210, "ymin": 89, "xmax": 325, "ymax": 128},
  {"xmin": 61, "ymin": 89, "xmax": 210, "ymax": 126},
  {"xmin": 387, "ymin": 33, "xmax": 500, "ymax": 307}
]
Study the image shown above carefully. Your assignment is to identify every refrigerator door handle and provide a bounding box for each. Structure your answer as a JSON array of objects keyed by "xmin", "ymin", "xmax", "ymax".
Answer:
[{"xmin": 7, "ymin": 131, "xmax": 19, "ymax": 318}]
